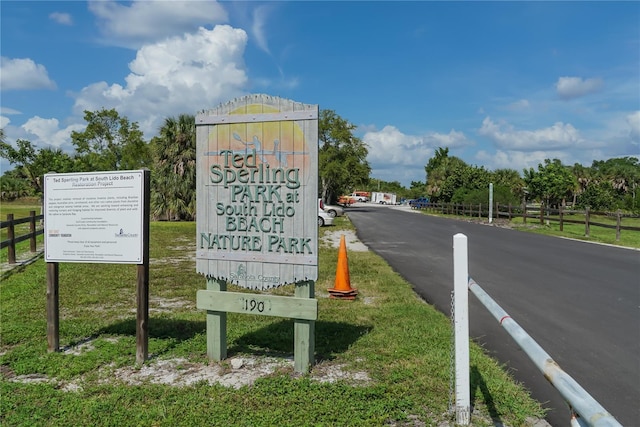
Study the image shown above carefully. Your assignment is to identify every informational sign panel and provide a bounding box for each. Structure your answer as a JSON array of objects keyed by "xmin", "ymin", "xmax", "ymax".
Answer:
[
  {"xmin": 44, "ymin": 170, "xmax": 145, "ymax": 264},
  {"xmin": 195, "ymin": 94, "xmax": 319, "ymax": 290}
]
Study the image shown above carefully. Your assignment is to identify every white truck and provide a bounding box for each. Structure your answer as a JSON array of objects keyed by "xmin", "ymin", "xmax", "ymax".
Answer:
[{"xmin": 370, "ymin": 192, "xmax": 397, "ymax": 205}]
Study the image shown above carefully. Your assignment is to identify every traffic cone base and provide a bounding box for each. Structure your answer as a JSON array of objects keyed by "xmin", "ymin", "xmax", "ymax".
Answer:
[
  {"xmin": 328, "ymin": 292, "xmax": 357, "ymax": 300},
  {"xmin": 328, "ymin": 234, "xmax": 358, "ymax": 300}
]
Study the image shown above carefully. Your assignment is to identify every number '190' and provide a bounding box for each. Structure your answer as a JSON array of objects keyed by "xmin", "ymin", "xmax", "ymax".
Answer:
[{"xmin": 241, "ymin": 297, "xmax": 265, "ymax": 313}]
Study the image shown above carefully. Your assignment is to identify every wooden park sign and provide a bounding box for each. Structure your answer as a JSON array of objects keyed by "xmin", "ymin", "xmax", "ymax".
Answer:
[{"xmin": 195, "ymin": 94, "xmax": 319, "ymax": 373}]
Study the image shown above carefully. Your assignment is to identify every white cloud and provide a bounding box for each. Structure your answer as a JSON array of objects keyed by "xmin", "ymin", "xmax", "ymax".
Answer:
[
  {"xmin": 555, "ymin": 76, "xmax": 603, "ymax": 100},
  {"xmin": 475, "ymin": 149, "xmax": 571, "ymax": 173},
  {"xmin": 251, "ymin": 5, "xmax": 272, "ymax": 54},
  {"xmin": 21, "ymin": 116, "xmax": 84, "ymax": 148},
  {"xmin": 49, "ymin": 12, "xmax": 73, "ymax": 25},
  {"xmin": 364, "ymin": 125, "xmax": 471, "ymax": 166},
  {"xmin": 0, "ymin": 116, "xmax": 10, "ymax": 128},
  {"xmin": 627, "ymin": 111, "xmax": 640, "ymax": 144},
  {"xmin": 0, "ymin": 57, "xmax": 56, "ymax": 91},
  {"xmin": 478, "ymin": 116, "xmax": 587, "ymax": 151},
  {"xmin": 72, "ymin": 25, "xmax": 249, "ymax": 137},
  {"xmin": 1, "ymin": 107, "xmax": 21, "ymax": 115},
  {"xmin": 507, "ymin": 99, "xmax": 530, "ymax": 111},
  {"xmin": 363, "ymin": 125, "xmax": 473, "ymax": 184},
  {"xmin": 89, "ymin": 0, "xmax": 228, "ymax": 49}
]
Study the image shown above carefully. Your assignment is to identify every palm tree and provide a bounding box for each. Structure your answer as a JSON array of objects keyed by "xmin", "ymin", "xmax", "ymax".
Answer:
[
  {"xmin": 425, "ymin": 147, "xmax": 467, "ymax": 202},
  {"xmin": 151, "ymin": 114, "xmax": 196, "ymax": 220},
  {"xmin": 493, "ymin": 168, "xmax": 525, "ymax": 200},
  {"xmin": 571, "ymin": 163, "xmax": 593, "ymax": 208}
]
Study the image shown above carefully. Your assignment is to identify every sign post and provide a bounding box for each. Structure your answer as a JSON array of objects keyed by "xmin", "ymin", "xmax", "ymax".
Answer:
[
  {"xmin": 453, "ymin": 233, "xmax": 470, "ymax": 425},
  {"xmin": 195, "ymin": 95, "xmax": 319, "ymax": 373}
]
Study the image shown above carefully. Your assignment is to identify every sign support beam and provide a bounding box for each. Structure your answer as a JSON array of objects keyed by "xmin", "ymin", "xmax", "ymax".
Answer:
[
  {"xmin": 294, "ymin": 280, "xmax": 315, "ymax": 373},
  {"xmin": 206, "ymin": 278, "xmax": 228, "ymax": 361},
  {"xmin": 136, "ymin": 169, "xmax": 151, "ymax": 365},
  {"xmin": 46, "ymin": 262, "xmax": 59, "ymax": 352}
]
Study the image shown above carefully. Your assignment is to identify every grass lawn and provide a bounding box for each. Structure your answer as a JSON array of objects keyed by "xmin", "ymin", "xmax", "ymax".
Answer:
[
  {"xmin": 414, "ymin": 205, "xmax": 640, "ymax": 249},
  {"xmin": 0, "ymin": 200, "xmax": 546, "ymax": 427},
  {"xmin": 509, "ymin": 214, "xmax": 640, "ymax": 248}
]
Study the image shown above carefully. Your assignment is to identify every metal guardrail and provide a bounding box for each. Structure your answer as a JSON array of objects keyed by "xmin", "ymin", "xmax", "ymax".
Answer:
[
  {"xmin": 467, "ymin": 278, "xmax": 622, "ymax": 427},
  {"xmin": 453, "ymin": 233, "xmax": 623, "ymax": 427}
]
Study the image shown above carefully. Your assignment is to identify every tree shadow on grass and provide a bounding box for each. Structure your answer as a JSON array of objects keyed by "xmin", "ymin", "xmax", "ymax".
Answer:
[
  {"xmin": 94, "ymin": 317, "xmax": 205, "ymax": 357},
  {"xmin": 98, "ymin": 317, "xmax": 205, "ymax": 341},
  {"xmin": 229, "ymin": 319, "xmax": 372, "ymax": 362},
  {"xmin": 96, "ymin": 317, "xmax": 371, "ymax": 362},
  {"xmin": 470, "ymin": 365, "xmax": 503, "ymax": 426}
]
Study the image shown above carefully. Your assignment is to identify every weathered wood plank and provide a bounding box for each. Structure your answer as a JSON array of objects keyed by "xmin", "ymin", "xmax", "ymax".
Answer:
[
  {"xmin": 197, "ymin": 289, "xmax": 318, "ymax": 321},
  {"xmin": 205, "ymin": 278, "xmax": 227, "ymax": 361},
  {"xmin": 294, "ymin": 280, "xmax": 315, "ymax": 373}
]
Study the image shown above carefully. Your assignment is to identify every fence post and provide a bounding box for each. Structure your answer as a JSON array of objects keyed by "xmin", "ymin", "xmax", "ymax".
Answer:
[
  {"xmin": 559, "ymin": 205, "xmax": 564, "ymax": 232},
  {"xmin": 585, "ymin": 207, "xmax": 590, "ymax": 237},
  {"xmin": 616, "ymin": 210, "xmax": 621, "ymax": 241},
  {"xmin": 522, "ymin": 200, "xmax": 527, "ymax": 224},
  {"xmin": 539, "ymin": 204, "xmax": 544, "ymax": 225},
  {"xmin": 508, "ymin": 204, "xmax": 512, "ymax": 220},
  {"xmin": 7, "ymin": 213, "xmax": 16, "ymax": 264},
  {"xmin": 29, "ymin": 210, "xmax": 37, "ymax": 252},
  {"xmin": 453, "ymin": 234, "xmax": 470, "ymax": 425}
]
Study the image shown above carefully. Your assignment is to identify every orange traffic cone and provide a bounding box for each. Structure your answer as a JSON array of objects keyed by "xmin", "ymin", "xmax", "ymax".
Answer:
[{"xmin": 328, "ymin": 234, "xmax": 358, "ymax": 300}]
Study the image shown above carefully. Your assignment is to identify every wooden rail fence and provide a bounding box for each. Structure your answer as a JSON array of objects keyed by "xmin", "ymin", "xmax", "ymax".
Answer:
[
  {"xmin": 1, "ymin": 211, "xmax": 44, "ymax": 264},
  {"xmin": 411, "ymin": 202, "xmax": 640, "ymax": 241}
]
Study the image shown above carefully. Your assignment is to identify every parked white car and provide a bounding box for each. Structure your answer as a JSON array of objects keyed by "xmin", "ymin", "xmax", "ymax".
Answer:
[
  {"xmin": 323, "ymin": 203, "xmax": 344, "ymax": 218},
  {"xmin": 318, "ymin": 210, "xmax": 333, "ymax": 226},
  {"xmin": 318, "ymin": 198, "xmax": 334, "ymax": 226}
]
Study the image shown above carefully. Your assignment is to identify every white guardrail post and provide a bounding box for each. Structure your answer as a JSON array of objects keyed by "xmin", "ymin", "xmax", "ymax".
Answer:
[
  {"xmin": 453, "ymin": 233, "xmax": 623, "ymax": 427},
  {"xmin": 453, "ymin": 233, "xmax": 471, "ymax": 425}
]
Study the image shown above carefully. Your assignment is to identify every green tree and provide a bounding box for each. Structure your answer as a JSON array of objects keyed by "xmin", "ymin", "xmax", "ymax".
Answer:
[
  {"xmin": 319, "ymin": 110, "xmax": 370, "ymax": 203},
  {"xmin": 452, "ymin": 184, "xmax": 520, "ymax": 206},
  {"xmin": 570, "ymin": 163, "xmax": 593, "ymax": 207},
  {"xmin": 71, "ymin": 108, "xmax": 150, "ymax": 171},
  {"xmin": 0, "ymin": 170, "xmax": 33, "ymax": 200},
  {"xmin": 576, "ymin": 181, "xmax": 615, "ymax": 211},
  {"xmin": 425, "ymin": 147, "xmax": 497, "ymax": 203},
  {"xmin": 149, "ymin": 114, "xmax": 196, "ymax": 220},
  {"xmin": 425, "ymin": 147, "xmax": 468, "ymax": 202},
  {"xmin": 368, "ymin": 179, "xmax": 414, "ymax": 200},
  {"xmin": 440, "ymin": 163, "xmax": 491, "ymax": 202},
  {"xmin": 492, "ymin": 168, "xmax": 525, "ymax": 201},
  {"xmin": 523, "ymin": 159, "xmax": 576, "ymax": 207},
  {"xmin": 408, "ymin": 180, "xmax": 426, "ymax": 199},
  {"xmin": 0, "ymin": 138, "xmax": 75, "ymax": 196},
  {"xmin": 590, "ymin": 157, "xmax": 640, "ymax": 210},
  {"xmin": 369, "ymin": 178, "xmax": 405, "ymax": 194}
]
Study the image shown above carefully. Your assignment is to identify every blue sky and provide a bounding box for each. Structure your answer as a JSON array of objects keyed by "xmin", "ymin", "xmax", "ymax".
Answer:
[{"xmin": 1, "ymin": 1, "xmax": 639, "ymax": 186}]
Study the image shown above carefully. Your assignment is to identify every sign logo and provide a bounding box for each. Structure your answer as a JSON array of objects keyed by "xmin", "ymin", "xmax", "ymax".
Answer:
[{"xmin": 115, "ymin": 228, "xmax": 139, "ymax": 238}]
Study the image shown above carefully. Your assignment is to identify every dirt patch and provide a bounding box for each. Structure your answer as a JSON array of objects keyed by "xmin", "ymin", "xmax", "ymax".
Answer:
[
  {"xmin": 321, "ymin": 229, "xmax": 369, "ymax": 252},
  {"xmin": 3, "ymin": 337, "xmax": 371, "ymax": 392}
]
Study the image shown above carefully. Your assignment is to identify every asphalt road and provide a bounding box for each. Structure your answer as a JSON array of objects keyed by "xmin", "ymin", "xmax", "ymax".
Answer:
[{"xmin": 346, "ymin": 204, "xmax": 639, "ymax": 427}]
